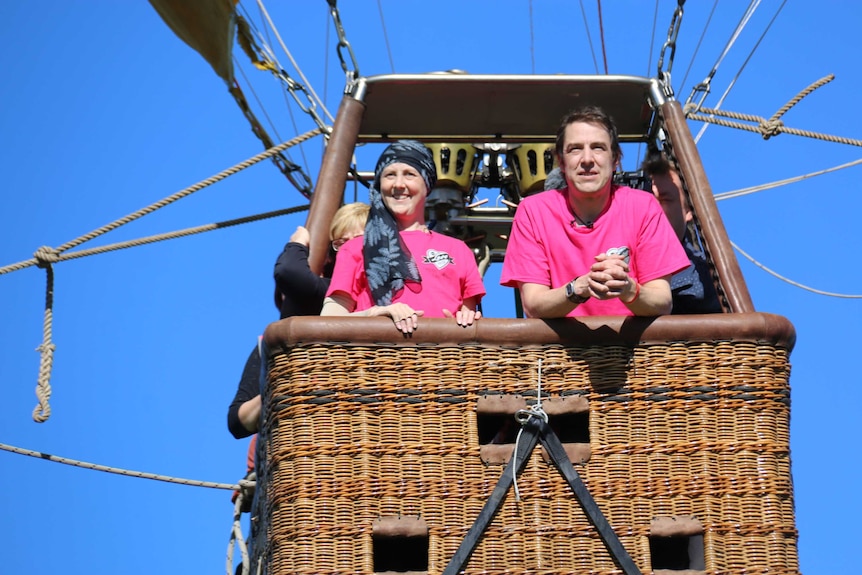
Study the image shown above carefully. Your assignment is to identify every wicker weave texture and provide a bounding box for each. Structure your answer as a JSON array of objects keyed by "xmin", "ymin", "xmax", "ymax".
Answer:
[{"xmin": 257, "ymin": 341, "xmax": 798, "ymax": 575}]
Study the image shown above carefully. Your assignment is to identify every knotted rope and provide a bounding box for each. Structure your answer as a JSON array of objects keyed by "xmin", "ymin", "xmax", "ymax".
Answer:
[
  {"xmin": 227, "ymin": 471, "xmax": 256, "ymax": 575},
  {"xmin": 32, "ymin": 247, "xmax": 59, "ymax": 422},
  {"xmin": 511, "ymin": 358, "xmax": 547, "ymax": 501},
  {"xmin": 685, "ymin": 75, "xmax": 862, "ymax": 146},
  {"xmin": 0, "ymin": 129, "xmax": 321, "ymax": 277},
  {"xmin": 0, "ymin": 129, "xmax": 321, "ymax": 422}
]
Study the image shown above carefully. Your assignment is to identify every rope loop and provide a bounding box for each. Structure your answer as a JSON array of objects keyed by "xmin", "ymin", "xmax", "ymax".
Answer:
[
  {"xmin": 33, "ymin": 262, "xmax": 56, "ymax": 423},
  {"xmin": 238, "ymin": 475, "xmax": 256, "ymax": 501},
  {"xmin": 515, "ymin": 404, "xmax": 548, "ymax": 425},
  {"xmin": 32, "ymin": 340, "xmax": 56, "ymax": 423},
  {"xmin": 511, "ymin": 358, "xmax": 548, "ymax": 501},
  {"xmin": 759, "ymin": 118, "xmax": 784, "ymax": 140},
  {"xmin": 33, "ymin": 246, "xmax": 60, "ymax": 268},
  {"xmin": 227, "ymin": 472, "xmax": 255, "ymax": 575}
]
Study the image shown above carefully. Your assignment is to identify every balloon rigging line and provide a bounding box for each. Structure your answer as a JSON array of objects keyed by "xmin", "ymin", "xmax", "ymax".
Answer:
[{"xmin": 0, "ymin": 441, "xmax": 248, "ymax": 491}]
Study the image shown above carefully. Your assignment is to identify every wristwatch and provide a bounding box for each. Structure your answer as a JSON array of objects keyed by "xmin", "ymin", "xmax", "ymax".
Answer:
[{"xmin": 565, "ymin": 277, "xmax": 589, "ymax": 305}]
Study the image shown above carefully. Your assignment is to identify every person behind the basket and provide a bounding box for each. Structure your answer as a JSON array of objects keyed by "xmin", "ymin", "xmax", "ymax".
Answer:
[
  {"xmin": 227, "ymin": 202, "xmax": 370, "ymax": 441},
  {"xmin": 321, "ymin": 140, "xmax": 485, "ymax": 334},
  {"xmin": 639, "ymin": 152, "xmax": 722, "ymax": 314},
  {"xmin": 500, "ymin": 105, "xmax": 690, "ymax": 318}
]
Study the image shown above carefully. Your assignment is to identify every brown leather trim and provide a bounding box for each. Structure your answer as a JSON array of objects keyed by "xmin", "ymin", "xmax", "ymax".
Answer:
[
  {"xmin": 476, "ymin": 395, "xmax": 527, "ymax": 414},
  {"xmin": 661, "ymin": 101, "xmax": 754, "ymax": 313},
  {"xmin": 650, "ymin": 516, "xmax": 704, "ymax": 537},
  {"xmin": 479, "ymin": 444, "xmax": 515, "ymax": 465},
  {"xmin": 542, "ymin": 395, "xmax": 589, "ymax": 415},
  {"xmin": 306, "ymin": 96, "xmax": 365, "ymax": 275},
  {"xmin": 539, "ymin": 443, "xmax": 591, "ymax": 465},
  {"xmin": 372, "ymin": 516, "xmax": 428, "ymax": 537},
  {"xmin": 480, "ymin": 443, "xmax": 592, "ymax": 465},
  {"xmin": 264, "ymin": 314, "xmax": 796, "ymax": 352}
]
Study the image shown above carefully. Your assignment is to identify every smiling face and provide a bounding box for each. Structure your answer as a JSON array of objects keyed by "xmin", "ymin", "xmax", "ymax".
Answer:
[
  {"xmin": 558, "ymin": 121, "xmax": 617, "ymax": 197},
  {"xmin": 379, "ymin": 161, "xmax": 428, "ymax": 228}
]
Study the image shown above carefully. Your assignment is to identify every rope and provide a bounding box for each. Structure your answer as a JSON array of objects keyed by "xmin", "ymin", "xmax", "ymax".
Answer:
[
  {"xmin": 0, "ymin": 441, "xmax": 253, "ymax": 491},
  {"xmin": 235, "ymin": 55, "xmax": 285, "ymax": 145},
  {"xmin": 24, "ymin": 205, "xmax": 308, "ymax": 423},
  {"xmin": 596, "ymin": 0, "xmax": 609, "ymax": 74},
  {"xmin": 770, "ymin": 72, "xmax": 831, "ymax": 122},
  {"xmin": 33, "ymin": 205, "xmax": 311, "ymax": 265},
  {"xmin": 245, "ymin": 0, "xmax": 312, "ymax": 182},
  {"xmin": 578, "ymin": 0, "xmax": 600, "ymax": 74},
  {"xmin": 32, "ymin": 258, "xmax": 56, "ymax": 422},
  {"xmin": 693, "ymin": 0, "xmax": 786, "ymax": 143},
  {"xmin": 227, "ymin": 471, "xmax": 256, "ymax": 575},
  {"xmin": 685, "ymin": 76, "xmax": 862, "ymax": 146},
  {"xmin": 528, "ymin": 0, "xmax": 535, "ymax": 74},
  {"xmin": 684, "ymin": 0, "xmax": 761, "ymax": 117},
  {"xmin": 511, "ymin": 359, "xmax": 547, "ymax": 501},
  {"xmin": 3, "ymin": 132, "xmax": 319, "ymax": 423},
  {"xmin": 645, "ymin": 0, "xmax": 659, "ymax": 78},
  {"xmin": 0, "ymin": 129, "xmax": 320, "ymax": 277},
  {"xmin": 255, "ymin": 0, "xmax": 334, "ymax": 123},
  {"xmin": 323, "ymin": 4, "xmax": 330, "ymax": 110},
  {"xmin": 715, "ymin": 157, "xmax": 862, "ymax": 202},
  {"xmin": 732, "ymin": 241, "xmax": 862, "ymax": 298},
  {"xmin": 227, "ymin": 81, "xmax": 317, "ymax": 196},
  {"xmin": 678, "ymin": 0, "xmax": 718, "ymax": 93},
  {"xmin": 687, "ymin": 110, "xmax": 862, "ymax": 146},
  {"xmin": 376, "ymin": 0, "xmax": 395, "ymax": 73}
]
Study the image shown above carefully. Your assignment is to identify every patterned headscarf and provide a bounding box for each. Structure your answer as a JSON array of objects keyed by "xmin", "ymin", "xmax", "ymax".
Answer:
[
  {"xmin": 544, "ymin": 167, "xmax": 566, "ymax": 191},
  {"xmin": 364, "ymin": 140, "xmax": 437, "ymax": 306}
]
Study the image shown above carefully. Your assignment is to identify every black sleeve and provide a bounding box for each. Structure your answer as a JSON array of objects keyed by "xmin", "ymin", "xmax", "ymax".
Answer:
[
  {"xmin": 273, "ymin": 242, "xmax": 331, "ymax": 317},
  {"xmin": 227, "ymin": 346, "xmax": 261, "ymax": 439}
]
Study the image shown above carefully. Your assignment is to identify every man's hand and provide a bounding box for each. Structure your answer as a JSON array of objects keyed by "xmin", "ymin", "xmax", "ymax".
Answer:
[{"xmin": 587, "ymin": 253, "xmax": 631, "ymax": 300}]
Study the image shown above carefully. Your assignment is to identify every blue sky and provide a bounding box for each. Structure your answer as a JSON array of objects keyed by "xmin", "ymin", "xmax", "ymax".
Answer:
[{"xmin": 1, "ymin": 2, "xmax": 860, "ymax": 574}]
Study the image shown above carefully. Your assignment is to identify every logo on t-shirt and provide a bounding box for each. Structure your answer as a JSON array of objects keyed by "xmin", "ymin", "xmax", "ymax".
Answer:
[
  {"xmin": 606, "ymin": 246, "xmax": 630, "ymax": 264},
  {"xmin": 423, "ymin": 249, "xmax": 454, "ymax": 270}
]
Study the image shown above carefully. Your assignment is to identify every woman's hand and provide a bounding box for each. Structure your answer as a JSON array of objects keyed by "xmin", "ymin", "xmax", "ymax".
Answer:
[
  {"xmin": 370, "ymin": 303, "xmax": 424, "ymax": 334},
  {"xmin": 443, "ymin": 305, "xmax": 482, "ymax": 327},
  {"xmin": 289, "ymin": 225, "xmax": 311, "ymax": 246}
]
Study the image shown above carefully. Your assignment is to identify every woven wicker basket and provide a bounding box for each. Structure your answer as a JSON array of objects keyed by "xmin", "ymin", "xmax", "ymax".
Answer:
[{"xmin": 254, "ymin": 314, "xmax": 798, "ymax": 575}]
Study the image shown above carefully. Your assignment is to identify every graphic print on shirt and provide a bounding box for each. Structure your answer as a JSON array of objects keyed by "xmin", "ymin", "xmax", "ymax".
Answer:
[
  {"xmin": 606, "ymin": 246, "xmax": 631, "ymax": 264},
  {"xmin": 423, "ymin": 249, "xmax": 455, "ymax": 270}
]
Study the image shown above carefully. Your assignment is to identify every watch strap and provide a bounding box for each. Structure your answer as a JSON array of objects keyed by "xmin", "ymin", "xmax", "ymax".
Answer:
[{"xmin": 566, "ymin": 278, "xmax": 588, "ymax": 304}]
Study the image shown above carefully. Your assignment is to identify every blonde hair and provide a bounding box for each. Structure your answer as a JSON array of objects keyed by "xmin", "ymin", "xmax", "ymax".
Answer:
[{"xmin": 329, "ymin": 202, "xmax": 370, "ymax": 241}]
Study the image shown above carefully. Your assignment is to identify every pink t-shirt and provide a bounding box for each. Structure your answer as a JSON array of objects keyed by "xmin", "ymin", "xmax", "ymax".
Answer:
[
  {"xmin": 327, "ymin": 230, "xmax": 486, "ymax": 317},
  {"xmin": 500, "ymin": 186, "xmax": 690, "ymax": 317}
]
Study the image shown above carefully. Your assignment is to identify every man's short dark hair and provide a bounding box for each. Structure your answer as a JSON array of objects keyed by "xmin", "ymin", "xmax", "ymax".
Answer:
[
  {"xmin": 554, "ymin": 106, "xmax": 622, "ymax": 165},
  {"xmin": 640, "ymin": 149, "xmax": 672, "ymax": 176}
]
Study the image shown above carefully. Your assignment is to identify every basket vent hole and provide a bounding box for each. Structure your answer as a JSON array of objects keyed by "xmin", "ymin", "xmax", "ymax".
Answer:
[
  {"xmin": 477, "ymin": 412, "xmax": 589, "ymax": 444},
  {"xmin": 373, "ymin": 533, "xmax": 428, "ymax": 574},
  {"xmin": 649, "ymin": 533, "xmax": 705, "ymax": 572}
]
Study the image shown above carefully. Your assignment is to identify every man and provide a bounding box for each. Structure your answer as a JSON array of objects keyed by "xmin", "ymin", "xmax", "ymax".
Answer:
[
  {"xmin": 641, "ymin": 152, "xmax": 722, "ymax": 314},
  {"xmin": 500, "ymin": 106, "xmax": 690, "ymax": 318}
]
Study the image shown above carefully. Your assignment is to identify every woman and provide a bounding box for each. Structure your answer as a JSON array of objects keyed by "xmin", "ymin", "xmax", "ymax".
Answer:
[
  {"xmin": 273, "ymin": 201, "xmax": 369, "ymax": 318},
  {"xmin": 227, "ymin": 202, "xmax": 370, "ymax": 439},
  {"xmin": 321, "ymin": 140, "xmax": 485, "ymax": 334}
]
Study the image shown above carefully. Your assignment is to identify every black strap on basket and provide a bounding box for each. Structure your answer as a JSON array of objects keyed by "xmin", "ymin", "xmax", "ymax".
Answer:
[{"xmin": 442, "ymin": 411, "xmax": 642, "ymax": 575}]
